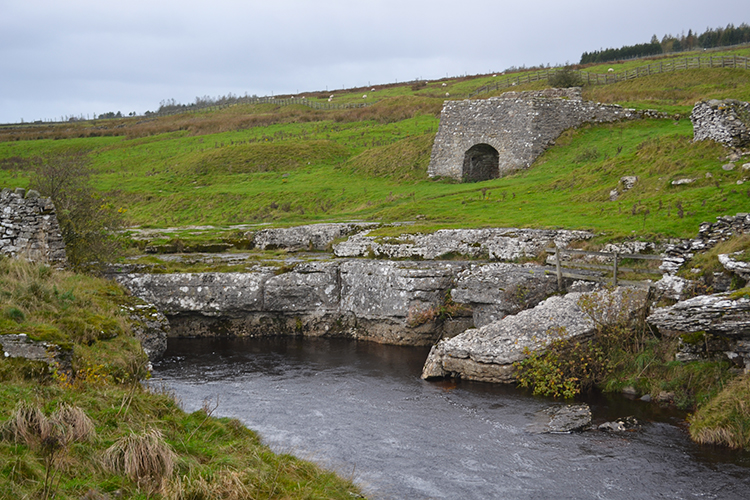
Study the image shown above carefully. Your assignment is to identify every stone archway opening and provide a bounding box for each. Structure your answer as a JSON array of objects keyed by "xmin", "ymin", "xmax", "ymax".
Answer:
[{"xmin": 462, "ymin": 144, "xmax": 499, "ymax": 182}]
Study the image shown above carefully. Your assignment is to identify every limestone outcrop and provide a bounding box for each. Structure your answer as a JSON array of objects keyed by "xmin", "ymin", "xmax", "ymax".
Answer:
[
  {"xmin": 114, "ymin": 260, "xmax": 566, "ymax": 346},
  {"xmin": 421, "ymin": 287, "xmax": 646, "ymax": 383},
  {"xmin": 451, "ymin": 263, "xmax": 559, "ymax": 327},
  {"xmin": 0, "ymin": 333, "xmax": 71, "ymax": 372},
  {"xmin": 648, "ymin": 293, "xmax": 750, "ymax": 336},
  {"xmin": 333, "ymin": 228, "xmax": 593, "ymax": 261},
  {"xmin": 0, "ymin": 187, "xmax": 67, "ymax": 265},
  {"xmin": 648, "ymin": 292, "xmax": 750, "ymax": 371},
  {"xmin": 252, "ymin": 222, "xmax": 379, "ymax": 251},
  {"xmin": 719, "ymin": 253, "xmax": 750, "ymax": 281},
  {"xmin": 124, "ymin": 302, "xmax": 171, "ymax": 361}
]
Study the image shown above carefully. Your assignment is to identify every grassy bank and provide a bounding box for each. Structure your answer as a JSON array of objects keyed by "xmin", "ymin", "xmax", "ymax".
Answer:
[{"xmin": 0, "ymin": 258, "xmax": 362, "ymax": 499}]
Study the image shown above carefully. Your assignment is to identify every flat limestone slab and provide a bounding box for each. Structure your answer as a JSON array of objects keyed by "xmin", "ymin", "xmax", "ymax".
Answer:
[{"xmin": 422, "ymin": 288, "xmax": 645, "ymax": 383}]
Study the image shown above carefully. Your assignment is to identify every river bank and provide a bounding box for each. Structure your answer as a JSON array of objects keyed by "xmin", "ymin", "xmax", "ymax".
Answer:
[{"xmin": 0, "ymin": 258, "xmax": 362, "ymax": 499}]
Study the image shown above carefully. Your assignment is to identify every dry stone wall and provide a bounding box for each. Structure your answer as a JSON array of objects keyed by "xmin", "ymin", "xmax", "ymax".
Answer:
[
  {"xmin": 428, "ymin": 88, "xmax": 661, "ymax": 181},
  {"xmin": 691, "ymin": 99, "xmax": 750, "ymax": 148},
  {"xmin": 0, "ymin": 187, "xmax": 66, "ymax": 265}
]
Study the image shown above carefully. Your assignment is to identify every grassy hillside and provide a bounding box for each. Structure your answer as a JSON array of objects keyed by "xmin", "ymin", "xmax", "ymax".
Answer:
[
  {"xmin": 0, "ymin": 258, "xmax": 361, "ymax": 498},
  {"xmin": 0, "ymin": 48, "xmax": 749, "ymax": 245}
]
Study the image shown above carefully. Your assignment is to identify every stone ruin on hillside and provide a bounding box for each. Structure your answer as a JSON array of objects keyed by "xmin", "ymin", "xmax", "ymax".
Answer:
[
  {"xmin": 690, "ymin": 98, "xmax": 750, "ymax": 149},
  {"xmin": 427, "ymin": 88, "xmax": 664, "ymax": 182},
  {"xmin": 0, "ymin": 187, "xmax": 67, "ymax": 265}
]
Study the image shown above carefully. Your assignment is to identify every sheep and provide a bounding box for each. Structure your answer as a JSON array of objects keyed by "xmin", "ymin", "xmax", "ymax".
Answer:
[
  {"xmin": 362, "ymin": 94, "xmax": 367, "ymax": 99},
  {"xmin": 441, "ymin": 82, "xmax": 447, "ymax": 87},
  {"xmin": 608, "ymin": 68, "xmax": 614, "ymax": 73}
]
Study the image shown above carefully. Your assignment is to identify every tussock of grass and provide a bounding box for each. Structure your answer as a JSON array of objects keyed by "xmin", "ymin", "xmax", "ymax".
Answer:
[
  {"xmin": 103, "ymin": 428, "xmax": 176, "ymax": 494},
  {"xmin": 690, "ymin": 375, "xmax": 750, "ymax": 449}
]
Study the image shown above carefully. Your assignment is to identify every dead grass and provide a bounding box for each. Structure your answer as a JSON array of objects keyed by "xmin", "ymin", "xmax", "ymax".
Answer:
[
  {"xmin": 50, "ymin": 403, "xmax": 96, "ymax": 444},
  {"xmin": 1, "ymin": 402, "xmax": 95, "ymax": 447},
  {"xmin": 103, "ymin": 428, "xmax": 176, "ymax": 494},
  {"xmin": 168, "ymin": 468, "xmax": 250, "ymax": 500},
  {"xmin": 1, "ymin": 401, "xmax": 50, "ymax": 446}
]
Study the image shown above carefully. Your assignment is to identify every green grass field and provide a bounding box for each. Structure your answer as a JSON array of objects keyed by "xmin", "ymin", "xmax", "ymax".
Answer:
[{"xmin": 1, "ymin": 48, "xmax": 749, "ymax": 245}]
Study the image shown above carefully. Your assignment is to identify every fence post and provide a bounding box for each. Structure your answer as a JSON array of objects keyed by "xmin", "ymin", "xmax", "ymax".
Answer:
[
  {"xmin": 612, "ymin": 252, "xmax": 619, "ymax": 287},
  {"xmin": 555, "ymin": 246, "xmax": 563, "ymax": 291}
]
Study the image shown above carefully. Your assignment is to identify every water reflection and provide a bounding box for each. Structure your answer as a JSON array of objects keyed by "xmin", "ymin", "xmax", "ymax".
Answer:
[{"xmin": 153, "ymin": 337, "xmax": 750, "ymax": 500}]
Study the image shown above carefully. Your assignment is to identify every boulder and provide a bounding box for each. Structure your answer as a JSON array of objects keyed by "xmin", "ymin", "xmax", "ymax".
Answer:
[
  {"xmin": 527, "ymin": 404, "xmax": 592, "ymax": 434},
  {"xmin": 422, "ymin": 287, "xmax": 646, "ymax": 382}
]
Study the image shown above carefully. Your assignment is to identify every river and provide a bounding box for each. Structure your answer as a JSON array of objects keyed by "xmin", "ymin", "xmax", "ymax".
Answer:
[{"xmin": 151, "ymin": 337, "xmax": 750, "ymax": 500}]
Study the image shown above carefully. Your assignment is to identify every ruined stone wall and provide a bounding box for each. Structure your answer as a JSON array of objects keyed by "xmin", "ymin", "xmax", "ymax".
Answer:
[
  {"xmin": 428, "ymin": 88, "xmax": 659, "ymax": 181},
  {"xmin": 0, "ymin": 187, "xmax": 67, "ymax": 264},
  {"xmin": 691, "ymin": 99, "xmax": 750, "ymax": 148}
]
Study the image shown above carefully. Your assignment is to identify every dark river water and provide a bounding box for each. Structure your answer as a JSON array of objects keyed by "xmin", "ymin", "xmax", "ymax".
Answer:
[{"xmin": 151, "ymin": 337, "xmax": 750, "ymax": 500}]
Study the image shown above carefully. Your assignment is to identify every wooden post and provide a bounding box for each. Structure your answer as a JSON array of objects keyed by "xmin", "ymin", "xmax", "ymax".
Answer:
[
  {"xmin": 612, "ymin": 252, "xmax": 619, "ymax": 287},
  {"xmin": 555, "ymin": 247, "xmax": 563, "ymax": 291}
]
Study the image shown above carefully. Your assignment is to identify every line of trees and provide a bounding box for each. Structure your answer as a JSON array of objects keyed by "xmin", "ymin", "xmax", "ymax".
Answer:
[{"xmin": 580, "ymin": 23, "xmax": 750, "ymax": 65}]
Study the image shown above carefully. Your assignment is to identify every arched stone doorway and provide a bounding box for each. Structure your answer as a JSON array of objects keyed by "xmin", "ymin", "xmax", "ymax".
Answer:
[{"xmin": 462, "ymin": 144, "xmax": 499, "ymax": 182}]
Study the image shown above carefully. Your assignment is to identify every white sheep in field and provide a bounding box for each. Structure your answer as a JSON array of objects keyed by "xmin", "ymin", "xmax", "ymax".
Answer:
[
  {"xmin": 441, "ymin": 82, "xmax": 447, "ymax": 87},
  {"xmin": 327, "ymin": 97, "xmax": 333, "ymax": 102},
  {"xmin": 371, "ymin": 88, "xmax": 375, "ymax": 91},
  {"xmin": 362, "ymin": 94, "xmax": 367, "ymax": 99},
  {"xmin": 445, "ymin": 92, "xmax": 450, "ymax": 96},
  {"xmin": 608, "ymin": 68, "xmax": 614, "ymax": 72}
]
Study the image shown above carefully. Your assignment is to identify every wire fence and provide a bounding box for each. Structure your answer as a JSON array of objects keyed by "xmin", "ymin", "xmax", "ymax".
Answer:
[
  {"xmin": 150, "ymin": 96, "xmax": 373, "ymax": 118},
  {"xmin": 468, "ymin": 54, "xmax": 750, "ymax": 98}
]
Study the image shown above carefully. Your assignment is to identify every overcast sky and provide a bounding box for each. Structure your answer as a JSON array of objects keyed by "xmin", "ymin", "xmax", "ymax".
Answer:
[{"xmin": 0, "ymin": 0, "xmax": 746, "ymax": 124}]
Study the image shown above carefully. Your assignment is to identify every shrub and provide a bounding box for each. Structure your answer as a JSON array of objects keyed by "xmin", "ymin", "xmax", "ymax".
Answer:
[
  {"xmin": 548, "ymin": 67, "xmax": 583, "ymax": 88},
  {"xmin": 29, "ymin": 152, "xmax": 125, "ymax": 270},
  {"xmin": 514, "ymin": 288, "xmax": 648, "ymax": 398}
]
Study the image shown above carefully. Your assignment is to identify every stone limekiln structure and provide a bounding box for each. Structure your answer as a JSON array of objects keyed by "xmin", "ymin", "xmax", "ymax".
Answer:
[
  {"xmin": 428, "ymin": 88, "xmax": 659, "ymax": 182},
  {"xmin": 0, "ymin": 187, "xmax": 67, "ymax": 265}
]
